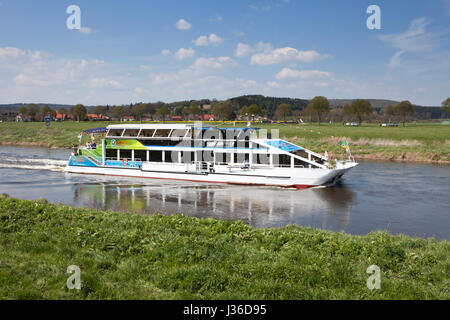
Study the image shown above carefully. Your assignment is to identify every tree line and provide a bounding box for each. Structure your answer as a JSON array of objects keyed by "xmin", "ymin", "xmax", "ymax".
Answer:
[{"xmin": 14, "ymin": 96, "xmax": 450, "ymax": 124}]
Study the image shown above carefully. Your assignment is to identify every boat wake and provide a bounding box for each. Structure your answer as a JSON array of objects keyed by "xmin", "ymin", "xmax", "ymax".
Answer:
[{"xmin": 0, "ymin": 157, "xmax": 66, "ymax": 171}]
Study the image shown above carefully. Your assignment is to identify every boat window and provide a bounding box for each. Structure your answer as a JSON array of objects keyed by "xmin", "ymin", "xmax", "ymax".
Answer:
[
  {"xmin": 134, "ymin": 150, "xmax": 147, "ymax": 162},
  {"xmin": 105, "ymin": 149, "xmax": 117, "ymax": 159},
  {"xmin": 119, "ymin": 149, "xmax": 132, "ymax": 159},
  {"xmin": 277, "ymin": 154, "xmax": 291, "ymax": 167},
  {"xmin": 148, "ymin": 151, "xmax": 163, "ymax": 162},
  {"xmin": 164, "ymin": 151, "xmax": 179, "ymax": 163},
  {"xmin": 139, "ymin": 129, "xmax": 155, "ymax": 137},
  {"xmin": 122, "ymin": 129, "xmax": 140, "ymax": 137},
  {"xmin": 107, "ymin": 129, "xmax": 124, "ymax": 137},
  {"xmin": 291, "ymin": 149, "xmax": 309, "ymax": 159},
  {"xmin": 294, "ymin": 158, "xmax": 308, "ymax": 168},
  {"xmin": 142, "ymin": 139, "xmax": 179, "ymax": 146},
  {"xmin": 153, "ymin": 129, "xmax": 172, "ymax": 137}
]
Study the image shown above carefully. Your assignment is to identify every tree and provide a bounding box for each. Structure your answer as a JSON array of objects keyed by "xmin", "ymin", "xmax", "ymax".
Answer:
[
  {"xmin": 245, "ymin": 104, "xmax": 262, "ymax": 116},
  {"xmin": 156, "ymin": 106, "xmax": 170, "ymax": 122},
  {"xmin": 132, "ymin": 104, "xmax": 147, "ymax": 122},
  {"xmin": 18, "ymin": 106, "xmax": 27, "ymax": 115},
  {"xmin": 26, "ymin": 104, "xmax": 40, "ymax": 120},
  {"xmin": 275, "ymin": 103, "xmax": 292, "ymax": 121},
  {"xmin": 384, "ymin": 104, "xmax": 395, "ymax": 123},
  {"xmin": 174, "ymin": 105, "xmax": 184, "ymax": 116},
  {"xmin": 307, "ymin": 96, "xmax": 330, "ymax": 124},
  {"xmin": 70, "ymin": 104, "xmax": 87, "ymax": 122},
  {"xmin": 93, "ymin": 105, "xmax": 107, "ymax": 118},
  {"xmin": 441, "ymin": 97, "xmax": 450, "ymax": 117},
  {"xmin": 182, "ymin": 106, "xmax": 191, "ymax": 120},
  {"xmin": 40, "ymin": 105, "xmax": 55, "ymax": 118},
  {"xmin": 57, "ymin": 107, "xmax": 68, "ymax": 120},
  {"xmin": 189, "ymin": 103, "xmax": 202, "ymax": 120},
  {"xmin": 395, "ymin": 100, "xmax": 414, "ymax": 126},
  {"xmin": 212, "ymin": 102, "xmax": 233, "ymax": 122},
  {"xmin": 344, "ymin": 99, "xmax": 372, "ymax": 124},
  {"xmin": 111, "ymin": 106, "xmax": 126, "ymax": 121}
]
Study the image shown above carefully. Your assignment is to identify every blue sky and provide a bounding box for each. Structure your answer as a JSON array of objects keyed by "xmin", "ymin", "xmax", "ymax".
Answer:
[{"xmin": 0, "ymin": 0, "xmax": 449, "ymax": 106}]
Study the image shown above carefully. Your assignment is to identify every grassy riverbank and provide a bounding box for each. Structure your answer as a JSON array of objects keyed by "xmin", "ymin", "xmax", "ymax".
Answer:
[
  {"xmin": 0, "ymin": 195, "xmax": 449, "ymax": 299},
  {"xmin": 0, "ymin": 121, "xmax": 449, "ymax": 163}
]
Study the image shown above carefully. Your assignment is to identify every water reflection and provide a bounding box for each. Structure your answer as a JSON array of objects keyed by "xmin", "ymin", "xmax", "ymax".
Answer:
[{"xmin": 71, "ymin": 181, "xmax": 356, "ymax": 230}]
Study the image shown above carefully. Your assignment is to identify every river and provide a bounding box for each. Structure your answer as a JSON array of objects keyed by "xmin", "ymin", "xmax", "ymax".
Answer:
[{"xmin": 0, "ymin": 146, "xmax": 449, "ymax": 240}]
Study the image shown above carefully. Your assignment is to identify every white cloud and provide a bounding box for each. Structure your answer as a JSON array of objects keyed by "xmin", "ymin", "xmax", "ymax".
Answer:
[
  {"xmin": 251, "ymin": 47, "xmax": 329, "ymax": 65},
  {"xmin": 175, "ymin": 19, "xmax": 192, "ymax": 30},
  {"xmin": 0, "ymin": 47, "xmax": 49, "ymax": 67},
  {"xmin": 249, "ymin": 4, "xmax": 271, "ymax": 11},
  {"xmin": 234, "ymin": 42, "xmax": 273, "ymax": 58},
  {"xmin": 235, "ymin": 43, "xmax": 252, "ymax": 57},
  {"xmin": 79, "ymin": 27, "xmax": 91, "ymax": 35},
  {"xmin": 3, "ymin": 47, "xmax": 105, "ymax": 87},
  {"xmin": 379, "ymin": 17, "xmax": 433, "ymax": 53},
  {"xmin": 275, "ymin": 68, "xmax": 332, "ymax": 80},
  {"xmin": 266, "ymin": 81, "xmax": 280, "ymax": 88},
  {"xmin": 379, "ymin": 17, "xmax": 437, "ymax": 69},
  {"xmin": 173, "ymin": 47, "xmax": 195, "ymax": 60},
  {"xmin": 161, "ymin": 49, "xmax": 171, "ymax": 56},
  {"xmin": 149, "ymin": 56, "xmax": 237, "ymax": 85},
  {"xmin": 191, "ymin": 56, "xmax": 236, "ymax": 71},
  {"xmin": 84, "ymin": 78, "xmax": 123, "ymax": 89},
  {"xmin": 193, "ymin": 34, "xmax": 224, "ymax": 46}
]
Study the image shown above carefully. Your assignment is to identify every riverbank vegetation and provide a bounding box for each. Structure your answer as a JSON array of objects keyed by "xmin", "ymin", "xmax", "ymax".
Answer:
[
  {"xmin": 0, "ymin": 195, "xmax": 448, "ymax": 299},
  {"xmin": 0, "ymin": 121, "xmax": 449, "ymax": 163}
]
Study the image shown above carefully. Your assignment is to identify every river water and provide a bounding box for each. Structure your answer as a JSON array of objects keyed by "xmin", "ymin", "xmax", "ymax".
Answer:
[{"xmin": 0, "ymin": 146, "xmax": 449, "ymax": 240}]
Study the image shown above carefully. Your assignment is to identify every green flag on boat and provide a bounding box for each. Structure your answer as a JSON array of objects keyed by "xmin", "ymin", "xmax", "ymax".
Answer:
[{"xmin": 340, "ymin": 140, "xmax": 350, "ymax": 153}]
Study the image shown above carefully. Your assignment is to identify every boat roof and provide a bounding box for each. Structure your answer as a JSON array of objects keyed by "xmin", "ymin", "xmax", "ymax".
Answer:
[{"xmin": 107, "ymin": 124, "xmax": 259, "ymax": 131}]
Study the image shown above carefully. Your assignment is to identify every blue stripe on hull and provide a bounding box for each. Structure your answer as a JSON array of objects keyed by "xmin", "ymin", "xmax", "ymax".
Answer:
[{"xmin": 68, "ymin": 156, "xmax": 98, "ymax": 167}]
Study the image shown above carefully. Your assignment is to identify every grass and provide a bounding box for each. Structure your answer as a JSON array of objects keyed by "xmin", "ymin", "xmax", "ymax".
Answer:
[
  {"xmin": 0, "ymin": 195, "xmax": 449, "ymax": 299},
  {"xmin": 1, "ymin": 121, "xmax": 449, "ymax": 162}
]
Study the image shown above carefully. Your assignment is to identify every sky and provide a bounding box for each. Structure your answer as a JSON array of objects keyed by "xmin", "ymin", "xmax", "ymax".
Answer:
[{"xmin": 0, "ymin": 0, "xmax": 449, "ymax": 106}]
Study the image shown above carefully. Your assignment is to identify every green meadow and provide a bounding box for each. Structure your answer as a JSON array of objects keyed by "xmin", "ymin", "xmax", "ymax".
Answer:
[
  {"xmin": 0, "ymin": 195, "xmax": 449, "ymax": 299},
  {"xmin": 0, "ymin": 121, "xmax": 449, "ymax": 162}
]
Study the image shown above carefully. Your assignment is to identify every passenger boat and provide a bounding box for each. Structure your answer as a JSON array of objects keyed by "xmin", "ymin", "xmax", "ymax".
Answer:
[{"xmin": 65, "ymin": 123, "xmax": 358, "ymax": 188}]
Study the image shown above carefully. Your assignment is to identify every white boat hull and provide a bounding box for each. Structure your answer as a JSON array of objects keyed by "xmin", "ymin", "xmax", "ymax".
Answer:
[{"xmin": 65, "ymin": 161, "xmax": 357, "ymax": 189}]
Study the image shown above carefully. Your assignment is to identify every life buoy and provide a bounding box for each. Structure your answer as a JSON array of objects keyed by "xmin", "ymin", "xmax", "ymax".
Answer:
[{"xmin": 122, "ymin": 158, "xmax": 128, "ymax": 166}]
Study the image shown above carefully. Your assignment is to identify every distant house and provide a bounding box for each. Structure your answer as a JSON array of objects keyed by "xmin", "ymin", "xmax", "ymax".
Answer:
[
  {"xmin": 15, "ymin": 114, "xmax": 29, "ymax": 122},
  {"xmin": 121, "ymin": 116, "xmax": 135, "ymax": 122},
  {"xmin": 87, "ymin": 114, "xmax": 110, "ymax": 121},
  {"xmin": 1, "ymin": 112, "xmax": 18, "ymax": 122},
  {"xmin": 202, "ymin": 104, "xmax": 211, "ymax": 110},
  {"xmin": 141, "ymin": 114, "xmax": 153, "ymax": 121},
  {"xmin": 203, "ymin": 114, "xmax": 215, "ymax": 121},
  {"xmin": 55, "ymin": 111, "xmax": 69, "ymax": 121}
]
